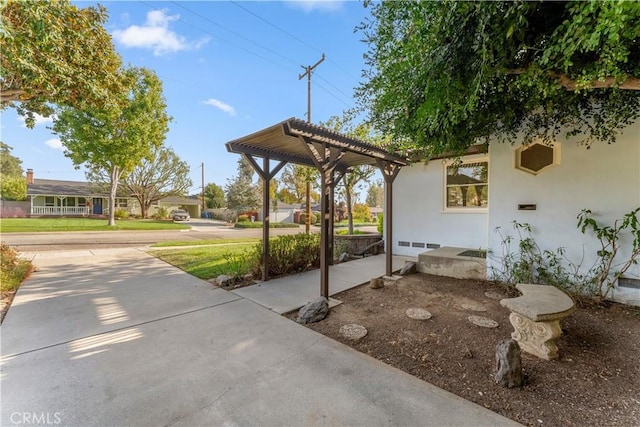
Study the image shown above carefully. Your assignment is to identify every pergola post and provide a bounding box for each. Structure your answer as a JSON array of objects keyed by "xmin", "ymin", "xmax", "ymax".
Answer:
[
  {"xmin": 376, "ymin": 159, "xmax": 402, "ymax": 277},
  {"xmin": 300, "ymin": 137, "xmax": 346, "ymax": 298},
  {"xmin": 242, "ymin": 154, "xmax": 286, "ymax": 281}
]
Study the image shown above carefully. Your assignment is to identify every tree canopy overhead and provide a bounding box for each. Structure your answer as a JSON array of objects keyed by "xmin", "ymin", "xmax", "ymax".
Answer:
[
  {"xmin": 358, "ymin": 1, "xmax": 640, "ymax": 156},
  {"xmin": 0, "ymin": 0, "xmax": 123, "ymax": 126}
]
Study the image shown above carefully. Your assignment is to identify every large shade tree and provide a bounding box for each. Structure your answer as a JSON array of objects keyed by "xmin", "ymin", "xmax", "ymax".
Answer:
[
  {"xmin": 1, "ymin": 0, "xmax": 123, "ymax": 126},
  {"xmin": 204, "ymin": 182, "xmax": 226, "ymax": 209},
  {"xmin": 123, "ymin": 145, "xmax": 192, "ymax": 218},
  {"xmin": 53, "ymin": 67, "xmax": 170, "ymax": 226},
  {"xmin": 358, "ymin": 1, "xmax": 640, "ymax": 156},
  {"xmin": 225, "ymin": 157, "xmax": 260, "ymax": 215},
  {"xmin": 0, "ymin": 142, "xmax": 26, "ymax": 200}
]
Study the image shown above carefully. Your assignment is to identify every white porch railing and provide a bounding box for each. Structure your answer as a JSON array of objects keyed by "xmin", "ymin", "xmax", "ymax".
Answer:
[{"xmin": 31, "ymin": 206, "xmax": 91, "ymax": 216}]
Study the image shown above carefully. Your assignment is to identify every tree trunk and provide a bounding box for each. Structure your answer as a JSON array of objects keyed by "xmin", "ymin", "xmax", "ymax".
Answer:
[
  {"xmin": 346, "ymin": 186, "xmax": 354, "ymax": 235},
  {"xmin": 108, "ymin": 167, "xmax": 121, "ymax": 226}
]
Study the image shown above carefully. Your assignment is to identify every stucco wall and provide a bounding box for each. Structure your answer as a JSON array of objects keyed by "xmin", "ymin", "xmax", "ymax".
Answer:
[
  {"xmin": 487, "ymin": 121, "xmax": 640, "ymax": 305},
  {"xmin": 392, "ymin": 154, "xmax": 489, "ymax": 257}
]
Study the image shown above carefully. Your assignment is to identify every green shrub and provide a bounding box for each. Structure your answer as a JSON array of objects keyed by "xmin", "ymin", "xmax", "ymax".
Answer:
[
  {"xmin": 157, "ymin": 207, "xmax": 169, "ymax": 219},
  {"xmin": 1, "ymin": 244, "xmax": 33, "ymax": 292},
  {"xmin": 114, "ymin": 209, "xmax": 129, "ymax": 219},
  {"xmin": 377, "ymin": 212, "xmax": 384, "ymax": 233},
  {"xmin": 234, "ymin": 221, "xmax": 300, "ymax": 229},
  {"xmin": 238, "ymin": 214, "xmax": 249, "ymax": 222},
  {"xmin": 299, "ymin": 213, "xmax": 317, "ymax": 225},
  {"xmin": 250, "ymin": 233, "xmax": 321, "ymax": 277},
  {"xmin": 352, "ymin": 203, "xmax": 372, "ymax": 222}
]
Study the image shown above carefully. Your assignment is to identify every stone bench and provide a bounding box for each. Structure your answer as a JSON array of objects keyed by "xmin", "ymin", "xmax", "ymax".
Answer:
[{"xmin": 500, "ymin": 284, "xmax": 575, "ymax": 360}]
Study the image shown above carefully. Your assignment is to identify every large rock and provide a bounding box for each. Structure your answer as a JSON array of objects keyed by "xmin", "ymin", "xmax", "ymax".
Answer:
[
  {"xmin": 495, "ymin": 339, "xmax": 524, "ymax": 388},
  {"xmin": 400, "ymin": 262, "xmax": 417, "ymax": 276},
  {"xmin": 215, "ymin": 274, "xmax": 232, "ymax": 287},
  {"xmin": 296, "ymin": 297, "xmax": 329, "ymax": 324}
]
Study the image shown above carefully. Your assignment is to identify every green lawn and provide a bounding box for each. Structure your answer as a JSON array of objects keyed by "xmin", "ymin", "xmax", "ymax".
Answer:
[
  {"xmin": 150, "ymin": 243, "xmax": 256, "ymax": 280},
  {"xmin": 0, "ymin": 218, "xmax": 190, "ymax": 232}
]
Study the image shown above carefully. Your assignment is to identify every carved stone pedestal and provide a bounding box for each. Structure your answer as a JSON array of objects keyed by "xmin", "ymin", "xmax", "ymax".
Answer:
[
  {"xmin": 509, "ymin": 313, "xmax": 562, "ymax": 360},
  {"xmin": 500, "ymin": 284, "xmax": 575, "ymax": 361}
]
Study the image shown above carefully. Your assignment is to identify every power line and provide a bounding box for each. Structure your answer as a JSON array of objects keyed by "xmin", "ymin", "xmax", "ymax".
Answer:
[
  {"xmin": 136, "ymin": 1, "xmax": 354, "ymax": 109},
  {"xmin": 229, "ymin": 0, "xmax": 361, "ymax": 83}
]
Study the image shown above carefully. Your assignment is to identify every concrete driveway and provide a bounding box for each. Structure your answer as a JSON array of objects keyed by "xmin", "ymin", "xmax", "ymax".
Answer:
[{"xmin": 1, "ymin": 248, "xmax": 519, "ymax": 426}]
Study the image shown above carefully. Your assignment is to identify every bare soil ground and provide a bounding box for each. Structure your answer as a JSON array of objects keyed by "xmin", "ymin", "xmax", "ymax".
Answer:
[{"xmin": 298, "ymin": 273, "xmax": 640, "ymax": 427}]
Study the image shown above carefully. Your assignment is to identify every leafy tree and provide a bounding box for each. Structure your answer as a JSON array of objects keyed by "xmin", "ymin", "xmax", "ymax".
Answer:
[
  {"xmin": 123, "ymin": 145, "xmax": 192, "ymax": 218},
  {"xmin": 358, "ymin": 1, "xmax": 640, "ymax": 156},
  {"xmin": 1, "ymin": 0, "xmax": 123, "ymax": 126},
  {"xmin": 279, "ymin": 164, "xmax": 317, "ymax": 204},
  {"xmin": 352, "ymin": 203, "xmax": 372, "ymax": 223},
  {"xmin": 204, "ymin": 182, "xmax": 226, "ymax": 209},
  {"xmin": 53, "ymin": 67, "xmax": 170, "ymax": 226},
  {"xmin": 225, "ymin": 158, "xmax": 260, "ymax": 215},
  {"xmin": 0, "ymin": 175, "xmax": 26, "ymax": 201},
  {"xmin": 0, "ymin": 142, "xmax": 23, "ymax": 177},
  {"xmin": 366, "ymin": 182, "xmax": 383, "ymax": 208},
  {"xmin": 320, "ymin": 115, "xmax": 377, "ymax": 235}
]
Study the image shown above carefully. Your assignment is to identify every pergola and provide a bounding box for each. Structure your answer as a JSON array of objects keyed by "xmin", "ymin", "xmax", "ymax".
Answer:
[{"xmin": 225, "ymin": 117, "xmax": 407, "ymax": 298}]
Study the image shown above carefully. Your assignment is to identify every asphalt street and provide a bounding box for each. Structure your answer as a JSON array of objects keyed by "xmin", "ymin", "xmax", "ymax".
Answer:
[{"xmin": 0, "ymin": 219, "xmax": 376, "ymax": 251}]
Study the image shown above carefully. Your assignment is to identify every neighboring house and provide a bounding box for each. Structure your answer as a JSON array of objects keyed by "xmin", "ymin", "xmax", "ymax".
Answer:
[
  {"xmin": 392, "ymin": 120, "xmax": 640, "ymax": 306},
  {"xmin": 26, "ymin": 170, "xmax": 116, "ymax": 216},
  {"xmin": 257, "ymin": 201, "xmax": 299, "ymax": 223},
  {"xmin": 151, "ymin": 196, "xmax": 201, "ymax": 219},
  {"xmin": 369, "ymin": 206, "xmax": 383, "ymax": 220},
  {"xmin": 25, "ymin": 170, "xmax": 200, "ymax": 218}
]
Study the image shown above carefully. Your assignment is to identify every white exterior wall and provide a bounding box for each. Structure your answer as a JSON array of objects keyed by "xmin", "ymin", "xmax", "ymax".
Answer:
[
  {"xmin": 487, "ymin": 121, "xmax": 640, "ymax": 305},
  {"xmin": 392, "ymin": 154, "xmax": 489, "ymax": 257}
]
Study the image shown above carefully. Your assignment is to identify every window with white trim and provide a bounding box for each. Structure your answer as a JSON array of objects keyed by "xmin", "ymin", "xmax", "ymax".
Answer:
[
  {"xmin": 115, "ymin": 198, "xmax": 128, "ymax": 208},
  {"xmin": 445, "ymin": 160, "xmax": 488, "ymax": 209}
]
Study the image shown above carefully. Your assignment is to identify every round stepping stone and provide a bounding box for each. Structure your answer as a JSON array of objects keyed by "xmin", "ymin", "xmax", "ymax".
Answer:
[
  {"xmin": 339, "ymin": 324, "xmax": 368, "ymax": 340},
  {"xmin": 484, "ymin": 291, "xmax": 504, "ymax": 300},
  {"xmin": 406, "ymin": 308, "xmax": 432, "ymax": 320},
  {"xmin": 468, "ymin": 315, "xmax": 499, "ymax": 328},
  {"xmin": 461, "ymin": 303, "xmax": 487, "ymax": 312}
]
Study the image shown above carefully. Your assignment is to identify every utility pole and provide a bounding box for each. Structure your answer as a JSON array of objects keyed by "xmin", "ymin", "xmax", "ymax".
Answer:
[
  {"xmin": 299, "ymin": 53, "xmax": 325, "ymax": 233},
  {"xmin": 201, "ymin": 162, "xmax": 205, "ymax": 216}
]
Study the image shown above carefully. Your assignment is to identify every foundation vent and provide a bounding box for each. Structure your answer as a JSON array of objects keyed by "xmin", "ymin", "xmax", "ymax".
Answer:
[
  {"xmin": 412, "ymin": 242, "xmax": 426, "ymax": 248},
  {"xmin": 398, "ymin": 241, "xmax": 410, "ymax": 247}
]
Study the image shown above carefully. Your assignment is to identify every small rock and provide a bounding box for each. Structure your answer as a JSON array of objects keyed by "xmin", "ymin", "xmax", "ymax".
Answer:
[
  {"xmin": 399, "ymin": 262, "xmax": 417, "ymax": 276},
  {"xmin": 468, "ymin": 315, "xmax": 499, "ymax": 328},
  {"xmin": 215, "ymin": 274, "xmax": 232, "ymax": 287},
  {"xmin": 339, "ymin": 324, "xmax": 367, "ymax": 340},
  {"xmin": 462, "ymin": 302, "xmax": 487, "ymax": 312},
  {"xmin": 406, "ymin": 308, "xmax": 432, "ymax": 320},
  {"xmin": 296, "ymin": 297, "xmax": 329, "ymax": 324},
  {"xmin": 495, "ymin": 339, "xmax": 524, "ymax": 388},
  {"xmin": 338, "ymin": 252, "xmax": 350, "ymax": 263},
  {"xmin": 369, "ymin": 278, "xmax": 384, "ymax": 289},
  {"xmin": 484, "ymin": 291, "xmax": 504, "ymax": 300},
  {"xmin": 243, "ymin": 273, "xmax": 253, "ymax": 281}
]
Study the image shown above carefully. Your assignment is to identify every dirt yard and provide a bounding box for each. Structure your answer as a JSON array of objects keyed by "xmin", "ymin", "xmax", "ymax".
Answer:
[{"xmin": 298, "ymin": 273, "xmax": 640, "ymax": 427}]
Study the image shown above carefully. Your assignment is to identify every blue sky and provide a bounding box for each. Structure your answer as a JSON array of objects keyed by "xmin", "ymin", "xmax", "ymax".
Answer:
[{"xmin": 2, "ymin": 0, "xmax": 373, "ymax": 194}]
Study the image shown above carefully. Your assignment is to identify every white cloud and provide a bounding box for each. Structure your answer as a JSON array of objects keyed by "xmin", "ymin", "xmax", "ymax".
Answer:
[
  {"xmin": 285, "ymin": 0, "xmax": 344, "ymax": 13},
  {"xmin": 45, "ymin": 138, "xmax": 63, "ymax": 150},
  {"xmin": 112, "ymin": 10, "xmax": 209, "ymax": 56},
  {"xmin": 18, "ymin": 113, "xmax": 54, "ymax": 128},
  {"xmin": 203, "ymin": 98, "xmax": 236, "ymax": 116}
]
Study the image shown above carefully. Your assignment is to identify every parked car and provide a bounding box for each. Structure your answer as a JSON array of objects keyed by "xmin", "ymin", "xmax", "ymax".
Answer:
[{"xmin": 171, "ymin": 209, "xmax": 190, "ymax": 221}]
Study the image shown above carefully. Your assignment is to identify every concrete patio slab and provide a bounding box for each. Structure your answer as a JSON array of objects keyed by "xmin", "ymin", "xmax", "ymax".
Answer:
[
  {"xmin": 2, "ymin": 248, "xmax": 239, "ymax": 356},
  {"xmin": 231, "ymin": 254, "xmax": 412, "ymax": 314}
]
